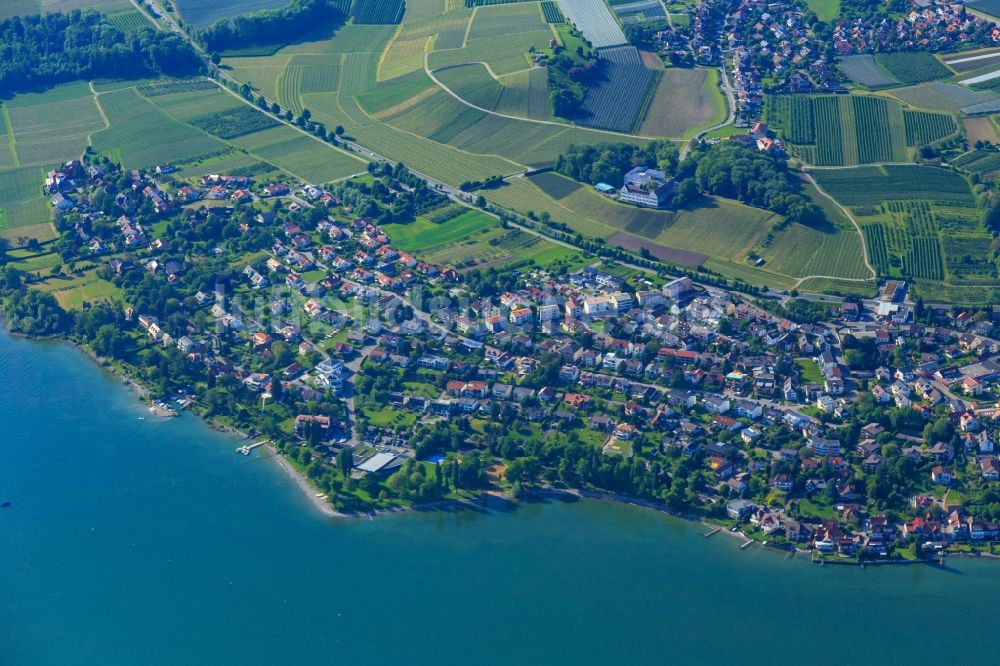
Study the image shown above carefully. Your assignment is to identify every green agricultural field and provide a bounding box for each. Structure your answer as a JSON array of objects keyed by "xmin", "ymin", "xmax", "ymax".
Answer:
[
  {"xmin": 903, "ymin": 110, "xmax": 957, "ymax": 146},
  {"xmin": 381, "ymin": 208, "xmax": 495, "ymax": 251},
  {"xmin": 433, "ymin": 64, "xmax": 554, "ymax": 121},
  {"xmin": 172, "ymin": 0, "xmax": 290, "ymax": 29},
  {"xmin": 889, "ymin": 81, "xmax": 1000, "ymax": 112},
  {"xmin": 91, "ymin": 87, "xmax": 228, "ymax": 168},
  {"xmin": 214, "ymin": 0, "xmax": 702, "ymax": 189},
  {"xmin": 0, "ymin": 165, "xmax": 49, "ymax": 230},
  {"xmin": 3, "ymin": 81, "xmax": 104, "ymax": 167},
  {"xmin": 638, "ymin": 68, "xmax": 727, "ymax": 138},
  {"xmin": 486, "ymin": 170, "xmax": 875, "ymax": 289},
  {"xmin": 226, "ymin": 125, "xmax": 368, "ymax": 182},
  {"xmin": 766, "ymin": 94, "xmax": 908, "ymax": 166},
  {"xmin": 837, "ymin": 55, "xmax": 899, "ymax": 88},
  {"xmin": 811, "ymin": 165, "xmax": 974, "ymax": 207},
  {"xmin": 813, "ymin": 166, "xmax": 993, "ymax": 301},
  {"xmin": 874, "ymin": 52, "xmax": 951, "ymax": 85}
]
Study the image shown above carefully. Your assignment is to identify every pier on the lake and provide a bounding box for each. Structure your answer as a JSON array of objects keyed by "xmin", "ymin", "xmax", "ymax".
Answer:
[{"xmin": 237, "ymin": 441, "xmax": 268, "ymax": 456}]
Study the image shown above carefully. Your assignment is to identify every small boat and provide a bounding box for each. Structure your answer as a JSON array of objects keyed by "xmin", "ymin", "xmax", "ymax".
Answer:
[{"xmin": 1, "ymin": 501, "xmax": 10, "ymax": 508}]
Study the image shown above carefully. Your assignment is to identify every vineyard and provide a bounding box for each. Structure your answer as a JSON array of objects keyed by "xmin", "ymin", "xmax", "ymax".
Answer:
[
  {"xmin": 851, "ymin": 96, "xmax": 898, "ymax": 164},
  {"xmin": 873, "ymin": 52, "xmax": 951, "ymax": 84},
  {"xmin": 813, "ymin": 166, "xmax": 974, "ymax": 206},
  {"xmin": 188, "ymin": 106, "xmax": 279, "ymax": 139},
  {"xmin": 137, "ymin": 80, "xmax": 217, "ymax": 97},
  {"xmin": 863, "ymin": 224, "xmax": 891, "ymax": 274},
  {"xmin": 554, "ymin": 0, "xmax": 627, "ymax": 48},
  {"xmin": 837, "ymin": 55, "xmax": 899, "ymax": 88},
  {"xmin": 578, "ymin": 46, "xmax": 658, "ymax": 133},
  {"xmin": 764, "ymin": 95, "xmax": 814, "ymax": 143},
  {"xmin": 903, "ymin": 110, "xmax": 957, "ymax": 146},
  {"xmin": 942, "ymin": 235, "xmax": 996, "ymax": 281},
  {"xmin": 812, "ymin": 96, "xmax": 844, "ymax": 165},
  {"xmin": 105, "ymin": 9, "xmax": 150, "ymax": 32},
  {"xmin": 352, "ymin": 0, "xmax": 405, "ymax": 24},
  {"xmin": 904, "ymin": 237, "xmax": 944, "ymax": 280},
  {"xmin": 766, "ymin": 94, "xmax": 909, "ymax": 165},
  {"xmin": 541, "ymin": 1, "xmax": 565, "ymax": 22},
  {"xmin": 952, "ymin": 148, "xmax": 1000, "ymax": 179}
]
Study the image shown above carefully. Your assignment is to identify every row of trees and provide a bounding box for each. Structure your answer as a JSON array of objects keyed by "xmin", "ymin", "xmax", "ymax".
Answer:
[{"xmin": 0, "ymin": 11, "xmax": 200, "ymax": 94}]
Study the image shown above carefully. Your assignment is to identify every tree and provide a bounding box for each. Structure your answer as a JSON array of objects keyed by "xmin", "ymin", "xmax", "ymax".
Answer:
[{"xmin": 337, "ymin": 448, "xmax": 354, "ymax": 477}]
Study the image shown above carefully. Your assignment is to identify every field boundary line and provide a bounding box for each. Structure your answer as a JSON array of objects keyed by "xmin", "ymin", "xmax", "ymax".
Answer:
[
  {"xmin": 2, "ymin": 104, "xmax": 19, "ymax": 167},
  {"xmin": 462, "ymin": 7, "xmax": 477, "ymax": 48},
  {"xmin": 88, "ymin": 81, "xmax": 111, "ymax": 148},
  {"xmin": 798, "ymin": 169, "xmax": 877, "ymax": 286},
  {"xmin": 375, "ymin": 23, "xmax": 405, "ymax": 82}
]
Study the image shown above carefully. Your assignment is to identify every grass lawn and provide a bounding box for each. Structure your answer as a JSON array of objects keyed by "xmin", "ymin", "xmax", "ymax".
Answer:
[
  {"xmin": 35, "ymin": 270, "xmax": 123, "ymax": 310},
  {"xmin": 804, "ymin": 0, "xmax": 839, "ymax": 21},
  {"xmin": 360, "ymin": 404, "xmax": 418, "ymax": 428},
  {"xmin": 797, "ymin": 498, "xmax": 839, "ymax": 521},
  {"xmin": 639, "ymin": 68, "xmax": 727, "ymax": 138},
  {"xmin": 300, "ymin": 269, "xmax": 327, "ymax": 283},
  {"xmin": 796, "ymin": 358, "xmax": 824, "ymax": 384}
]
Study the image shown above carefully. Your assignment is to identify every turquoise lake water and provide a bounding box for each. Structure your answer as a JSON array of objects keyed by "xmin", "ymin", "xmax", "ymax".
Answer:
[{"xmin": 1, "ymin": 329, "xmax": 998, "ymax": 665}]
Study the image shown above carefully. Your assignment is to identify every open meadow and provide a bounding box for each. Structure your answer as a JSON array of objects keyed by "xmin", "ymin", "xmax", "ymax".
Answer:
[{"xmin": 383, "ymin": 205, "xmax": 587, "ymax": 271}]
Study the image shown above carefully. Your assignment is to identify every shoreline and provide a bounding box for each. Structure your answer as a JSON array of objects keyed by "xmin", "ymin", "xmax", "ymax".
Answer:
[
  {"xmin": 259, "ymin": 442, "xmax": 348, "ymax": 518},
  {"xmin": 11, "ymin": 330, "xmax": 994, "ymax": 566}
]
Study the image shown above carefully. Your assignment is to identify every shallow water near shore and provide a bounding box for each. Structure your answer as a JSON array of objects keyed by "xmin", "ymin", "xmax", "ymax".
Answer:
[{"xmin": 1, "ymin": 328, "xmax": 997, "ymax": 665}]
